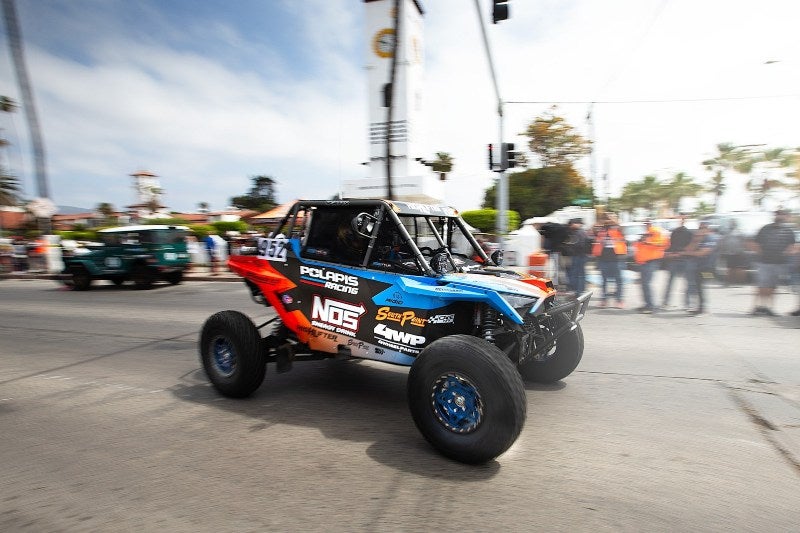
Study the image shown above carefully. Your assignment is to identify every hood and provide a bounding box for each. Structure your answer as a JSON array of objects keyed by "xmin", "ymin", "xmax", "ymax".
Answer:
[{"xmin": 439, "ymin": 271, "xmax": 543, "ymax": 297}]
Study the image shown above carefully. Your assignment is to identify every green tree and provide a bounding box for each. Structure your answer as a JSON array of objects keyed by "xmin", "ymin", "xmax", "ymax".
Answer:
[
  {"xmin": 230, "ymin": 175, "xmax": 278, "ymax": 212},
  {"xmin": 0, "ymin": 167, "xmax": 21, "ymax": 206},
  {"xmin": 430, "ymin": 152, "xmax": 453, "ymax": 182},
  {"xmin": 0, "ymin": 95, "xmax": 16, "ymax": 112},
  {"xmin": 483, "ymin": 166, "xmax": 591, "ymax": 221},
  {"xmin": 614, "ymin": 175, "xmax": 662, "ymax": 212},
  {"xmin": 198, "ymin": 201, "xmax": 210, "ymax": 212},
  {"xmin": 702, "ymin": 143, "xmax": 752, "ymax": 213},
  {"xmin": 96, "ymin": 202, "xmax": 116, "ymax": 224},
  {"xmin": 662, "ymin": 171, "xmax": 702, "ymax": 212},
  {"xmin": 745, "ymin": 147, "xmax": 793, "ymax": 208},
  {"xmin": 523, "ymin": 105, "xmax": 591, "ymax": 168}
]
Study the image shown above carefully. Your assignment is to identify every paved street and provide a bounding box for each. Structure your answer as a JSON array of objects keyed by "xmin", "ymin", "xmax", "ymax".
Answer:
[{"xmin": 1, "ymin": 276, "xmax": 799, "ymax": 531}]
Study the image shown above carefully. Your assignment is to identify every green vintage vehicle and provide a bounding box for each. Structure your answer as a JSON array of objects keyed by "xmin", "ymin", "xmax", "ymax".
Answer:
[{"xmin": 61, "ymin": 225, "xmax": 191, "ymax": 290}]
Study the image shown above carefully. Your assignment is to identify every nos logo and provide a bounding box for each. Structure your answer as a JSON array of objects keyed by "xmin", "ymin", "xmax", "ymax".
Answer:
[{"xmin": 311, "ymin": 295, "xmax": 365, "ymax": 332}]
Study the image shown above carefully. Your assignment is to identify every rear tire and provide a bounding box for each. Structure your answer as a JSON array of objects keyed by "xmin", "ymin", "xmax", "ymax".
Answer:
[
  {"xmin": 200, "ymin": 310, "xmax": 266, "ymax": 398},
  {"xmin": 519, "ymin": 321, "xmax": 584, "ymax": 383},
  {"xmin": 70, "ymin": 266, "xmax": 92, "ymax": 291},
  {"xmin": 132, "ymin": 264, "xmax": 154, "ymax": 289},
  {"xmin": 407, "ymin": 335, "xmax": 526, "ymax": 464}
]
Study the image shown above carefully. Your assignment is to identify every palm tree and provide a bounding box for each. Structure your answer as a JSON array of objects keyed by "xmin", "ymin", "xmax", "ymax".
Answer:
[
  {"xmin": 0, "ymin": 167, "xmax": 20, "ymax": 206},
  {"xmin": 430, "ymin": 152, "xmax": 454, "ymax": 182},
  {"xmin": 746, "ymin": 147, "xmax": 792, "ymax": 208},
  {"xmin": 702, "ymin": 143, "xmax": 751, "ymax": 213},
  {"xmin": 198, "ymin": 201, "xmax": 210, "ymax": 213},
  {"xmin": 96, "ymin": 202, "xmax": 116, "ymax": 224},
  {"xmin": 662, "ymin": 171, "xmax": 702, "ymax": 213}
]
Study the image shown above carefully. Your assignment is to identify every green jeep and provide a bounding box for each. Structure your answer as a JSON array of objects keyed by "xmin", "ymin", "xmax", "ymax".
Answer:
[{"xmin": 62, "ymin": 225, "xmax": 191, "ymax": 290}]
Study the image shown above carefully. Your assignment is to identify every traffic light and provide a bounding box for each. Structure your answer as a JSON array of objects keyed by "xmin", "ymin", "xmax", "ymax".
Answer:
[
  {"xmin": 492, "ymin": 0, "xmax": 509, "ymax": 24},
  {"xmin": 488, "ymin": 143, "xmax": 495, "ymax": 170},
  {"xmin": 501, "ymin": 142, "xmax": 516, "ymax": 169}
]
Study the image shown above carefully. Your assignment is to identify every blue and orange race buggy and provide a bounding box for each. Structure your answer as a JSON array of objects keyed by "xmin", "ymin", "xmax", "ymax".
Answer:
[{"xmin": 200, "ymin": 199, "xmax": 591, "ymax": 463}]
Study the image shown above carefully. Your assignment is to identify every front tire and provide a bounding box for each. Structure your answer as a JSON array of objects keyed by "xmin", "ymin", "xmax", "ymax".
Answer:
[
  {"xmin": 519, "ymin": 322, "xmax": 584, "ymax": 383},
  {"xmin": 200, "ymin": 310, "xmax": 266, "ymax": 398},
  {"xmin": 407, "ymin": 335, "xmax": 526, "ymax": 464}
]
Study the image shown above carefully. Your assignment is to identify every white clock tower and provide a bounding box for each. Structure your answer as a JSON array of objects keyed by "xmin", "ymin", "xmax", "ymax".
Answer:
[{"xmin": 341, "ymin": 0, "xmax": 443, "ymax": 203}]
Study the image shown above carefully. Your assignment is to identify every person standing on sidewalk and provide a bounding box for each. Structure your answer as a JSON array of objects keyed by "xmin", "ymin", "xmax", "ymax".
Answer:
[
  {"xmin": 633, "ymin": 220, "xmax": 668, "ymax": 314},
  {"xmin": 751, "ymin": 209, "xmax": 796, "ymax": 316},
  {"xmin": 661, "ymin": 214, "xmax": 693, "ymax": 309},
  {"xmin": 563, "ymin": 218, "xmax": 591, "ymax": 295},
  {"xmin": 204, "ymin": 232, "xmax": 219, "ymax": 275},
  {"xmin": 683, "ymin": 221, "xmax": 718, "ymax": 315},
  {"xmin": 591, "ymin": 216, "xmax": 627, "ymax": 308}
]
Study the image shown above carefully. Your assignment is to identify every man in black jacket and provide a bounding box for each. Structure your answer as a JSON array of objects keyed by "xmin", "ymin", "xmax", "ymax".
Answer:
[
  {"xmin": 752, "ymin": 209, "xmax": 796, "ymax": 316},
  {"xmin": 661, "ymin": 215, "xmax": 693, "ymax": 309}
]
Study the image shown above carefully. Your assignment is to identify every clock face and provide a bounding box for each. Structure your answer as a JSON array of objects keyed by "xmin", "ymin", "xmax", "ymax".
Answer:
[{"xmin": 373, "ymin": 28, "xmax": 395, "ymax": 58}]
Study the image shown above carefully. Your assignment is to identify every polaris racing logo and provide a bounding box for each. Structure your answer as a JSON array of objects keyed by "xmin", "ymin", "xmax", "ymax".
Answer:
[
  {"xmin": 311, "ymin": 295, "xmax": 365, "ymax": 336},
  {"xmin": 300, "ymin": 266, "xmax": 359, "ymax": 294}
]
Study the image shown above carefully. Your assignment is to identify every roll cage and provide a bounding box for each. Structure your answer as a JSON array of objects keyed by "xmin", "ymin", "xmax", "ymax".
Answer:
[{"xmin": 268, "ymin": 199, "xmax": 495, "ymax": 276}]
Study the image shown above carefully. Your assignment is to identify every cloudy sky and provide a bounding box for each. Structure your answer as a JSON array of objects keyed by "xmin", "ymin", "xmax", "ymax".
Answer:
[{"xmin": 1, "ymin": 0, "xmax": 798, "ymax": 214}]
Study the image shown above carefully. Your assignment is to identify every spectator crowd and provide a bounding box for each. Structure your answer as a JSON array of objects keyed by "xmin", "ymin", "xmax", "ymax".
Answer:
[{"xmin": 539, "ymin": 209, "xmax": 799, "ymax": 317}]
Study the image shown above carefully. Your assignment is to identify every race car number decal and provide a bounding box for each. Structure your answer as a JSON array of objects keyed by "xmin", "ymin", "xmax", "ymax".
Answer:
[
  {"xmin": 105, "ymin": 257, "xmax": 122, "ymax": 268},
  {"xmin": 257, "ymin": 237, "xmax": 288, "ymax": 262}
]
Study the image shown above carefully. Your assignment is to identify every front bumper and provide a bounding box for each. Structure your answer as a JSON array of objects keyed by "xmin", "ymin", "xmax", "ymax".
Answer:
[{"xmin": 513, "ymin": 290, "xmax": 592, "ymax": 364}]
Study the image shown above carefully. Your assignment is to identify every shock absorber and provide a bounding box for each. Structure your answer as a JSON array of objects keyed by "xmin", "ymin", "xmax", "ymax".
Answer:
[{"xmin": 481, "ymin": 306, "xmax": 499, "ymax": 344}]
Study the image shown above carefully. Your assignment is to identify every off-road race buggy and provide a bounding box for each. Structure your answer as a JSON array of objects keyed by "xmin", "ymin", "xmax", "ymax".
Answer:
[{"xmin": 200, "ymin": 200, "xmax": 591, "ymax": 463}]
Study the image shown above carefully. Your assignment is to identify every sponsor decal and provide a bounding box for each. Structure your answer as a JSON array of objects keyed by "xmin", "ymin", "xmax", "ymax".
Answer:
[
  {"xmin": 311, "ymin": 295, "xmax": 365, "ymax": 337},
  {"xmin": 375, "ymin": 306, "xmax": 427, "ymax": 327},
  {"xmin": 281, "ymin": 294, "xmax": 294, "ymax": 305},
  {"xmin": 257, "ymin": 237, "xmax": 288, "ymax": 262},
  {"xmin": 385, "ymin": 291, "xmax": 404, "ymax": 305},
  {"xmin": 373, "ymin": 324, "xmax": 426, "ymax": 354},
  {"xmin": 427, "ymin": 313, "xmax": 456, "ymax": 324},
  {"xmin": 300, "ymin": 265, "xmax": 359, "ymax": 295}
]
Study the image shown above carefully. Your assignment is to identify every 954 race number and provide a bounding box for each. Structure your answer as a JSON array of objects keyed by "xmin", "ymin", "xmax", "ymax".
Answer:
[{"xmin": 257, "ymin": 237, "xmax": 288, "ymax": 262}]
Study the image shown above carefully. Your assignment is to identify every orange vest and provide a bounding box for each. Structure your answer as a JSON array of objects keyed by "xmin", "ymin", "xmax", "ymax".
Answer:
[
  {"xmin": 591, "ymin": 228, "xmax": 627, "ymax": 257},
  {"xmin": 634, "ymin": 226, "xmax": 668, "ymax": 264}
]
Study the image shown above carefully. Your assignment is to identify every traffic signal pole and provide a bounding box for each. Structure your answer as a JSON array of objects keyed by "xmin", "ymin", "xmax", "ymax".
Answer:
[{"xmin": 474, "ymin": 0, "xmax": 507, "ymax": 247}]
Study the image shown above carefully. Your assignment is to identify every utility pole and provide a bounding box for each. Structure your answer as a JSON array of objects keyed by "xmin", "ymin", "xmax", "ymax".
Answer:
[
  {"xmin": 2, "ymin": 0, "xmax": 49, "ymax": 200},
  {"xmin": 384, "ymin": 0, "xmax": 402, "ymax": 201},
  {"xmin": 474, "ymin": 0, "xmax": 507, "ymax": 246},
  {"xmin": 587, "ymin": 102, "xmax": 596, "ymax": 204}
]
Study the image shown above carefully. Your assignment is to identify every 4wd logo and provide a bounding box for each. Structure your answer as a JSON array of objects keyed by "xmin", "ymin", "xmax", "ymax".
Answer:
[
  {"xmin": 375, "ymin": 306, "xmax": 427, "ymax": 327},
  {"xmin": 300, "ymin": 266, "xmax": 359, "ymax": 295},
  {"xmin": 311, "ymin": 295, "xmax": 365, "ymax": 336},
  {"xmin": 374, "ymin": 324, "xmax": 426, "ymax": 354}
]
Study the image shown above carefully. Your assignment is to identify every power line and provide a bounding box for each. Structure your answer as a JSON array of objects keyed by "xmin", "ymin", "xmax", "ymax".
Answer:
[{"xmin": 506, "ymin": 94, "xmax": 800, "ymax": 105}]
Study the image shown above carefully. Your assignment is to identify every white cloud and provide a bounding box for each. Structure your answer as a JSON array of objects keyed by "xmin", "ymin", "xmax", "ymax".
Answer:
[{"xmin": 1, "ymin": 0, "xmax": 798, "ymax": 215}]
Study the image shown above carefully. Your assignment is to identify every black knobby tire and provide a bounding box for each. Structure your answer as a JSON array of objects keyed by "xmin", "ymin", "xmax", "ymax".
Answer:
[
  {"xmin": 200, "ymin": 310, "xmax": 266, "ymax": 398},
  {"xmin": 519, "ymin": 318, "xmax": 584, "ymax": 383},
  {"xmin": 407, "ymin": 335, "xmax": 526, "ymax": 464},
  {"xmin": 132, "ymin": 264, "xmax": 154, "ymax": 290},
  {"xmin": 70, "ymin": 266, "xmax": 92, "ymax": 291},
  {"xmin": 165, "ymin": 270, "xmax": 183, "ymax": 285}
]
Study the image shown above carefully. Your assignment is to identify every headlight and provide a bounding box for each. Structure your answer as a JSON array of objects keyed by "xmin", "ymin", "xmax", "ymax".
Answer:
[{"xmin": 501, "ymin": 293, "xmax": 539, "ymax": 314}]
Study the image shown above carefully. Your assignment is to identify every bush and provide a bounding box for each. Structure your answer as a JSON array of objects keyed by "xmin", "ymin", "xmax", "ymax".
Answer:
[
  {"xmin": 212, "ymin": 220, "xmax": 248, "ymax": 234},
  {"xmin": 461, "ymin": 209, "xmax": 520, "ymax": 234}
]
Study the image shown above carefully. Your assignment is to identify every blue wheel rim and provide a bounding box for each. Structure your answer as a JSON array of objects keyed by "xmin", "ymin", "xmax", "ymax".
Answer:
[
  {"xmin": 212, "ymin": 336, "xmax": 236, "ymax": 377},
  {"xmin": 431, "ymin": 373, "xmax": 483, "ymax": 434}
]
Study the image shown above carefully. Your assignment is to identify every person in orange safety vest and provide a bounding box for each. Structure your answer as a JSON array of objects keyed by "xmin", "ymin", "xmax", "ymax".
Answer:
[
  {"xmin": 634, "ymin": 220, "xmax": 668, "ymax": 313},
  {"xmin": 591, "ymin": 218, "xmax": 627, "ymax": 308}
]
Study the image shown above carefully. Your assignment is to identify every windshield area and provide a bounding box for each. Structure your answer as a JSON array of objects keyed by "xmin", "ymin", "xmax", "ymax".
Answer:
[{"xmin": 296, "ymin": 204, "xmax": 488, "ymax": 275}]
